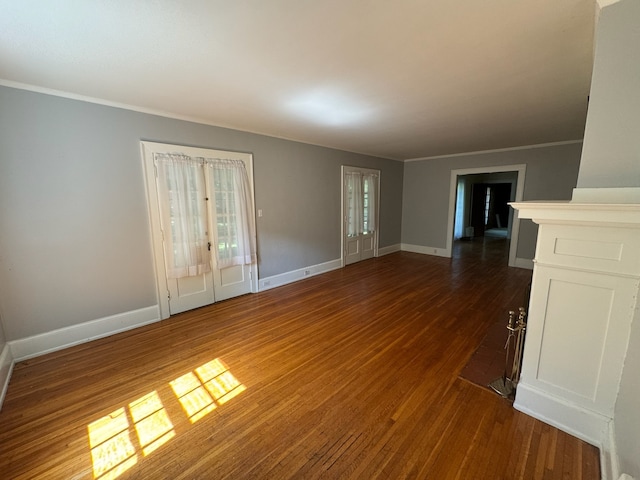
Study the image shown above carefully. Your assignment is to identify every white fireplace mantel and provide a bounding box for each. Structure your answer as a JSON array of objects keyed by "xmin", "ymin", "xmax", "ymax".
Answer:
[
  {"xmin": 510, "ymin": 200, "xmax": 640, "ymax": 478},
  {"xmin": 512, "ymin": 200, "xmax": 640, "ymax": 227}
]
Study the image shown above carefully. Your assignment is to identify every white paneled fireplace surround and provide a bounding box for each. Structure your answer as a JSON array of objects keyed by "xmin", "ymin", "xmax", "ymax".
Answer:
[{"xmin": 512, "ymin": 190, "xmax": 640, "ymax": 480}]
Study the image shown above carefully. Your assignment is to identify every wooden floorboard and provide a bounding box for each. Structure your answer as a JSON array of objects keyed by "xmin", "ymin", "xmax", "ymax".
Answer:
[{"xmin": 0, "ymin": 238, "xmax": 600, "ymax": 479}]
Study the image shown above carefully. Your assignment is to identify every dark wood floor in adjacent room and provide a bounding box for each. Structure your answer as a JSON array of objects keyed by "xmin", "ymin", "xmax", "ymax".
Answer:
[{"xmin": 0, "ymin": 238, "xmax": 600, "ymax": 479}]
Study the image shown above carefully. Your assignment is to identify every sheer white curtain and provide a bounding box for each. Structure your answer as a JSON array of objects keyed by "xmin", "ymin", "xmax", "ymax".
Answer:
[
  {"xmin": 206, "ymin": 159, "xmax": 257, "ymax": 268},
  {"xmin": 346, "ymin": 172, "xmax": 363, "ymax": 236},
  {"xmin": 363, "ymin": 173, "xmax": 377, "ymax": 233},
  {"xmin": 155, "ymin": 153, "xmax": 211, "ymax": 278}
]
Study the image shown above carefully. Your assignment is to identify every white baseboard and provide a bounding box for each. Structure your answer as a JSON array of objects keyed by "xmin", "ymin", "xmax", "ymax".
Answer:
[
  {"xmin": 514, "ymin": 382, "xmax": 609, "ymax": 448},
  {"xmin": 514, "ymin": 257, "xmax": 534, "ymax": 269},
  {"xmin": 601, "ymin": 420, "xmax": 619, "ymax": 480},
  {"xmin": 259, "ymin": 258, "xmax": 342, "ymax": 291},
  {"xmin": 401, "ymin": 243, "xmax": 451, "ymax": 258},
  {"xmin": 515, "ymin": 383, "xmax": 623, "ymax": 480},
  {"xmin": 399, "ymin": 243, "xmax": 534, "ymax": 269},
  {"xmin": 0, "ymin": 342, "xmax": 14, "ymax": 410},
  {"xmin": 601, "ymin": 421, "xmax": 638, "ymax": 480},
  {"xmin": 377, "ymin": 244, "xmax": 401, "ymax": 256},
  {"xmin": 9, "ymin": 305, "xmax": 160, "ymax": 362}
]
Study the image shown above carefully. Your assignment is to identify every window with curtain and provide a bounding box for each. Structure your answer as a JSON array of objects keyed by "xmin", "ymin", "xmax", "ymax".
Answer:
[
  {"xmin": 206, "ymin": 159, "xmax": 257, "ymax": 269},
  {"xmin": 154, "ymin": 153, "xmax": 256, "ymax": 278},
  {"xmin": 154, "ymin": 154, "xmax": 211, "ymax": 279},
  {"xmin": 362, "ymin": 173, "xmax": 377, "ymax": 233},
  {"xmin": 346, "ymin": 171, "xmax": 378, "ymax": 236},
  {"xmin": 346, "ymin": 172, "xmax": 363, "ymax": 237}
]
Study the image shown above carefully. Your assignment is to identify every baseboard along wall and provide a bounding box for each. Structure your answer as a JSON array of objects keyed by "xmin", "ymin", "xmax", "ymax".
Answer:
[
  {"xmin": 0, "ymin": 343, "xmax": 14, "ymax": 411},
  {"xmin": 8, "ymin": 305, "xmax": 160, "ymax": 362}
]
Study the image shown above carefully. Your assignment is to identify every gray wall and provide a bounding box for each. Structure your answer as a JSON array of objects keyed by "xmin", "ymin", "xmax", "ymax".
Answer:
[
  {"xmin": 401, "ymin": 143, "xmax": 582, "ymax": 259},
  {"xmin": 0, "ymin": 310, "xmax": 5, "ymax": 348},
  {"xmin": 577, "ymin": 0, "xmax": 640, "ymax": 189},
  {"xmin": 0, "ymin": 86, "xmax": 403, "ymax": 341},
  {"xmin": 583, "ymin": 2, "xmax": 640, "ymax": 478}
]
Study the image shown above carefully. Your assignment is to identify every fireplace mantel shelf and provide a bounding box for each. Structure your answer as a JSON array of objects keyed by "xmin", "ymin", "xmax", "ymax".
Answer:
[{"xmin": 511, "ymin": 201, "xmax": 640, "ymax": 227}]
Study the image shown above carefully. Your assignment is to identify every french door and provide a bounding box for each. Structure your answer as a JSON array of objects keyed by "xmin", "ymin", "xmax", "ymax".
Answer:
[
  {"xmin": 142, "ymin": 142, "xmax": 257, "ymax": 318},
  {"xmin": 342, "ymin": 166, "xmax": 379, "ymax": 266}
]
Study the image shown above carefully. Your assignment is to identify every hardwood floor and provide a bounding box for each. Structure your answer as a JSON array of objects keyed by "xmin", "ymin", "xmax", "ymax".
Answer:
[{"xmin": 0, "ymin": 240, "xmax": 600, "ymax": 479}]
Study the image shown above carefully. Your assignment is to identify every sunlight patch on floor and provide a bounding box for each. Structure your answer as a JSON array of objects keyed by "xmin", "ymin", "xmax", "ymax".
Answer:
[
  {"xmin": 172, "ymin": 358, "xmax": 246, "ymax": 422},
  {"xmin": 88, "ymin": 408, "xmax": 138, "ymax": 480},
  {"xmin": 87, "ymin": 358, "xmax": 246, "ymax": 479},
  {"xmin": 129, "ymin": 391, "xmax": 176, "ymax": 456}
]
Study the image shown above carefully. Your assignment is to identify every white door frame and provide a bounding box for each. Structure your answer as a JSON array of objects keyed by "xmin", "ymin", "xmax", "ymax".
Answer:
[
  {"xmin": 341, "ymin": 165, "xmax": 380, "ymax": 267},
  {"xmin": 445, "ymin": 164, "xmax": 526, "ymax": 268},
  {"xmin": 141, "ymin": 141, "xmax": 259, "ymax": 320}
]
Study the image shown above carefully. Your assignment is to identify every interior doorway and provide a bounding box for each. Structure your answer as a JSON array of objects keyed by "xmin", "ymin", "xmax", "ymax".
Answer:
[
  {"xmin": 463, "ymin": 176, "xmax": 514, "ymax": 240},
  {"xmin": 446, "ymin": 165, "xmax": 526, "ymax": 267}
]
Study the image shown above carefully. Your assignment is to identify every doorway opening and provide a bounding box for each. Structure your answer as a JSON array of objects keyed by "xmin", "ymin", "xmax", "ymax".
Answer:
[{"xmin": 446, "ymin": 165, "xmax": 526, "ymax": 267}]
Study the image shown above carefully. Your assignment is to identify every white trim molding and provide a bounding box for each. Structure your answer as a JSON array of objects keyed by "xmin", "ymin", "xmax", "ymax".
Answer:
[
  {"xmin": 404, "ymin": 140, "xmax": 582, "ymax": 163},
  {"xmin": 515, "ymin": 384, "xmax": 626, "ymax": 480},
  {"xmin": 514, "ymin": 383, "xmax": 609, "ymax": 447},
  {"xmin": 377, "ymin": 244, "xmax": 401, "ymax": 256},
  {"xmin": 9, "ymin": 306, "xmax": 160, "ymax": 362},
  {"xmin": 0, "ymin": 80, "xmax": 401, "ymax": 162},
  {"xmin": 0, "ymin": 343, "xmax": 14, "ymax": 410},
  {"xmin": 401, "ymin": 243, "xmax": 450, "ymax": 258},
  {"xmin": 259, "ymin": 259, "xmax": 342, "ymax": 291},
  {"xmin": 446, "ymin": 164, "xmax": 527, "ymax": 268},
  {"xmin": 602, "ymin": 421, "xmax": 622, "ymax": 480}
]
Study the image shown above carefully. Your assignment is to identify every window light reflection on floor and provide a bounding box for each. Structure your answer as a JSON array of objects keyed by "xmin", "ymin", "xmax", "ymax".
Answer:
[
  {"xmin": 171, "ymin": 358, "xmax": 246, "ymax": 422},
  {"xmin": 87, "ymin": 359, "xmax": 245, "ymax": 480},
  {"xmin": 88, "ymin": 408, "xmax": 138, "ymax": 480},
  {"xmin": 170, "ymin": 372, "xmax": 218, "ymax": 423},
  {"xmin": 129, "ymin": 391, "xmax": 176, "ymax": 456},
  {"xmin": 88, "ymin": 391, "xmax": 175, "ymax": 480}
]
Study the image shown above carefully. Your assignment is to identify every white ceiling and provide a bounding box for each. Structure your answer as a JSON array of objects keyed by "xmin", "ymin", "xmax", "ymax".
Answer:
[{"xmin": 0, "ymin": 1, "xmax": 596, "ymax": 161}]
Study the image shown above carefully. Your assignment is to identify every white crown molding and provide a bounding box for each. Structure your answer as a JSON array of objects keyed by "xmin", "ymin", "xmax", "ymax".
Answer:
[
  {"xmin": 404, "ymin": 140, "xmax": 583, "ymax": 163},
  {"xmin": 0, "ymin": 79, "xmax": 402, "ymax": 162}
]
